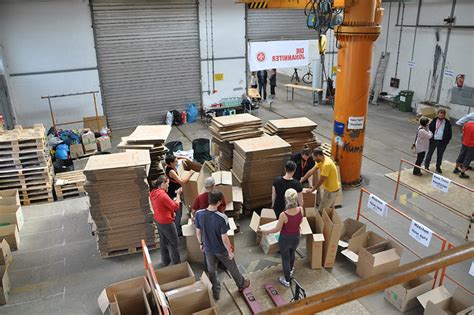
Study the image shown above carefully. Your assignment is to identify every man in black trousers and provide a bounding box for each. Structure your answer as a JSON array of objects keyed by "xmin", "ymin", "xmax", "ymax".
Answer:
[
  {"xmin": 257, "ymin": 70, "xmax": 268, "ymax": 101},
  {"xmin": 424, "ymin": 109, "xmax": 452, "ymax": 173}
]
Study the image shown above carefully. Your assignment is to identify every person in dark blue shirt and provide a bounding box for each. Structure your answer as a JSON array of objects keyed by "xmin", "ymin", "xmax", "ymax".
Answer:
[{"xmin": 195, "ymin": 190, "xmax": 250, "ymax": 300}]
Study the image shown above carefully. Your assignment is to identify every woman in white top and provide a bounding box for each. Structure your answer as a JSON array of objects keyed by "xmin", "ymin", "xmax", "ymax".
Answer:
[{"xmin": 413, "ymin": 117, "xmax": 433, "ymax": 176}]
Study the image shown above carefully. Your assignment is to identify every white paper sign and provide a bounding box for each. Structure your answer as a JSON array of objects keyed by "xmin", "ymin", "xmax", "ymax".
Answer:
[
  {"xmin": 469, "ymin": 261, "xmax": 474, "ymax": 277},
  {"xmin": 408, "ymin": 60, "xmax": 416, "ymax": 68},
  {"xmin": 409, "ymin": 220, "xmax": 433, "ymax": 247},
  {"xmin": 248, "ymin": 40, "xmax": 309, "ymax": 71},
  {"xmin": 431, "ymin": 173, "xmax": 451, "ymax": 193},
  {"xmin": 367, "ymin": 194, "xmax": 388, "ymax": 217},
  {"xmin": 348, "ymin": 116, "xmax": 365, "ymax": 130},
  {"xmin": 444, "ymin": 69, "xmax": 455, "ymax": 77}
]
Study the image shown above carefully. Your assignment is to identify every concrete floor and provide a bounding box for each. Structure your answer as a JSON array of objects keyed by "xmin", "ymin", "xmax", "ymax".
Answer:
[{"xmin": 2, "ymin": 79, "xmax": 473, "ymax": 314}]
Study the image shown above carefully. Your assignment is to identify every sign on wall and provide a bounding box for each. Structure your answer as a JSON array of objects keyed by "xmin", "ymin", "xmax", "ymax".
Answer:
[{"xmin": 248, "ymin": 40, "xmax": 309, "ymax": 71}]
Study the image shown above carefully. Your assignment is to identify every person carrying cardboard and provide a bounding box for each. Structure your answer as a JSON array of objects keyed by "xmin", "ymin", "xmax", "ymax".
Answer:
[
  {"xmin": 191, "ymin": 177, "xmax": 227, "ymax": 217},
  {"xmin": 150, "ymin": 175, "xmax": 182, "ymax": 266},
  {"xmin": 261, "ymin": 189, "xmax": 303, "ymax": 288},
  {"xmin": 195, "ymin": 190, "xmax": 250, "ymax": 301},
  {"xmin": 300, "ymin": 148, "xmax": 340, "ymax": 210}
]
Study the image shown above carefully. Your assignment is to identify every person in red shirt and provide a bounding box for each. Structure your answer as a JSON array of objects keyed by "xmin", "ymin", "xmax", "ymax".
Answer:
[
  {"xmin": 453, "ymin": 121, "xmax": 474, "ymax": 179},
  {"xmin": 150, "ymin": 175, "xmax": 182, "ymax": 266},
  {"xmin": 191, "ymin": 177, "xmax": 227, "ymax": 217}
]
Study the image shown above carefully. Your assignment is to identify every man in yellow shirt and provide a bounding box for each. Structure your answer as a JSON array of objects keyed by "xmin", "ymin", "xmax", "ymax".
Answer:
[{"xmin": 300, "ymin": 148, "xmax": 340, "ymax": 209}]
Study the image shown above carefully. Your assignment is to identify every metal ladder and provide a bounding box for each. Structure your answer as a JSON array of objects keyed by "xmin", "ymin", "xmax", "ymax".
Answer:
[{"xmin": 370, "ymin": 52, "xmax": 390, "ymax": 105}]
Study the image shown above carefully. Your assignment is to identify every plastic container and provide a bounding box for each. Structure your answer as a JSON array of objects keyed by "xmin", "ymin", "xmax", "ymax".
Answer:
[{"xmin": 398, "ymin": 90, "xmax": 414, "ymax": 112}]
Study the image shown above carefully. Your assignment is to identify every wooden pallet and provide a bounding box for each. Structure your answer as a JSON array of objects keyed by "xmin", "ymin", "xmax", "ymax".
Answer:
[
  {"xmin": 320, "ymin": 143, "xmax": 332, "ymax": 157},
  {"xmin": 20, "ymin": 192, "xmax": 54, "ymax": 205},
  {"xmin": 54, "ymin": 170, "xmax": 86, "ymax": 200},
  {"xmin": 100, "ymin": 242, "xmax": 160, "ymax": 258}
]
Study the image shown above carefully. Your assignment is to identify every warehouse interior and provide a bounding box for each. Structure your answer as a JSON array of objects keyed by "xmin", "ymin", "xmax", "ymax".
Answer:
[{"xmin": 0, "ymin": 0, "xmax": 473, "ymax": 314}]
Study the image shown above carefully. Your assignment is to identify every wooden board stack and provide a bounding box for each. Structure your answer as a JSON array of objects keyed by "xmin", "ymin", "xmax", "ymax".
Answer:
[
  {"xmin": 54, "ymin": 170, "xmax": 86, "ymax": 200},
  {"xmin": 232, "ymin": 135, "xmax": 291, "ymax": 209},
  {"xmin": 263, "ymin": 117, "xmax": 320, "ymax": 153},
  {"xmin": 83, "ymin": 150, "xmax": 158, "ymax": 257},
  {"xmin": 0, "ymin": 124, "xmax": 53, "ymax": 205},
  {"xmin": 117, "ymin": 125, "xmax": 171, "ymax": 181},
  {"xmin": 209, "ymin": 114, "xmax": 263, "ymax": 171}
]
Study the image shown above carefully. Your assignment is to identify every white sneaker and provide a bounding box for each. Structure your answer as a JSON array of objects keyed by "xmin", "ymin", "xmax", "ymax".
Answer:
[
  {"xmin": 290, "ymin": 267, "xmax": 295, "ymax": 276},
  {"xmin": 278, "ymin": 276, "xmax": 290, "ymax": 288}
]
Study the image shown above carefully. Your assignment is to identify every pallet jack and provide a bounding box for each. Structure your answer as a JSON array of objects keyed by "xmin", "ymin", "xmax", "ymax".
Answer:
[
  {"xmin": 264, "ymin": 277, "xmax": 306, "ymax": 307},
  {"xmin": 242, "ymin": 287, "xmax": 263, "ymax": 314}
]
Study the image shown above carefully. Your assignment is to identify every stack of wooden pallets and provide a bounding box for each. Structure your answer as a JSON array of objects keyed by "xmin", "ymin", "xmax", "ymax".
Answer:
[
  {"xmin": 209, "ymin": 114, "xmax": 263, "ymax": 171},
  {"xmin": 84, "ymin": 150, "xmax": 158, "ymax": 258},
  {"xmin": 263, "ymin": 117, "xmax": 320, "ymax": 153},
  {"xmin": 232, "ymin": 135, "xmax": 291, "ymax": 210},
  {"xmin": 0, "ymin": 125, "xmax": 53, "ymax": 205},
  {"xmin": 117, "ymin": 125, "xmax": 171, "ymax": 181},
  {"xmin": 54, "ymin": 170, "xmax": 86, "ymax": 200}
]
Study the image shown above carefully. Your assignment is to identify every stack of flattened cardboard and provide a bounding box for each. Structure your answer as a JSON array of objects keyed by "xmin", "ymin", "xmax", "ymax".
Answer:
[
  {"xmin": 232, "ymin": 135, "xmax": 291, "ymax": 209},
  {"xmin": 263, "ymin": 117, "xmax": 321, "ymax": 153},
  {"xmin": 84, "ymin": 150, "xmax": 158, "ymax": 257},
  {"xmin": 209, "ymin": 114, "xmax": 263, "ymax": 171},
  {"xmin": 0, "ymin": 124, "xmax": 54, "ymax": 205},
  {"xmin": 117, "ymin": 125, "xmax": 171, "ymax": 181}
]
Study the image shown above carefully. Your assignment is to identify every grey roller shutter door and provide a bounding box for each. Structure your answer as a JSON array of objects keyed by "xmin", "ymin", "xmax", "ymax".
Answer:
[
  {"xmin": 91, "ymin": 0, "xmax": 200, "ymax": 130},
  {"xmin": 247, "ymin": 9, "xmax": 317, "ymax": 42}
]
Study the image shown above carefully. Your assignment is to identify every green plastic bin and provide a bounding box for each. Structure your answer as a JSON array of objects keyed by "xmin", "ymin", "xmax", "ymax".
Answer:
[{"xmin": 398, "ymin": 90, "xmax": 414, "ymax": 112}]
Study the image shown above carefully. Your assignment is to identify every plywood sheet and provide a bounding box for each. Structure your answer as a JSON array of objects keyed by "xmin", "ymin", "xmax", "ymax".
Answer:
[
  {"xmin": 84, "ymin": 150, "xmax": 150, "ymax": 172},
  {"xmin": 126, "ymin": 125, "xmax": 171, "ymax": 144},
  {"xmin": 267, "ymin": 117, "xmax": 317, "ymax": 130},
  {"xmin": 117, "ymin": 137, "xmax": 154, "ymax": 150},
  {"xmin": 212, "ymin": 114, "xmax": 261, "ymax": 128}
]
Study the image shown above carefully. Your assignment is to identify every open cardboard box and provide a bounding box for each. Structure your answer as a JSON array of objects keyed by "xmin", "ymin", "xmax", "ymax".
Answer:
[
  {"xmin": 417, "ymin": 286, "xmax": 451, "ymax": 310},
  {"xmin": 0, "ymin": 205, "xmax": 24, "ymax": 231},
  {"xmin": 183, "ymin": 217, "xmax": 237, "ymax": 263},
  {"xmin": 341, "ymin": 231, "xmax": 387, "ymax": 263},
  {"xmin": 211, "ymin": 171, "xmax": 233, "ymax": 202},
  {"xmin": 0, "ymin": 239, "xmax": 12, "ymax": 267},
  {"xmin": 0, "ymin": 265, "xmax": 10, "ymax": 305},
  {"xmin": 98, "ymin": 276, "xmax": 152, "ymax": 315},
  {"xmin": 384, "ymin": 274, "xmax": 434, "ymax": 312},
  {"xmin": 165, "ymin": 273, "xmax": 217, "ymax": 315},
  {"xmin": 154, "ymin": 262, "xmax": 196, "ymax": 292},
  {"xmin": 114, "ymin": 287, "xmax": 151, "ymax": 315},
  {"xmin": 178, "ymin": 161, "xmax": 205, "ymax": 210},
  {"xmin": 249, "ymin": 208, "xmax": 277, "ymax": 244},
  {"xmin": 259, "ymin": 218, "xmax": 312, "ymax": 255},
  {"xmin": 0, "ymin": 189, "xmax": 20, "ymax": 209},
  {"xmin": 321, "ymin": 208, "xmax": 343, "ymax": 268},
  {"xmin": 304, "ymin": 208, "xmax": 325, "ymax": 269},
  {"xmin": 0, "ymin": 224, "xmax": 19, "ymax": 251},
  {"xmin": 303, "ymin": 190, "xmax": 317, "ymax": 210},
  {"xmin": 424, "ymin": 287, "xmax": 473, "ymax": 315},
  {"xmin": 232, "ymin": 186, "xmax": 243, "ymax": 204},
  {"xmin": 338, "ymin": 218, "xmax": 366, "ymax": 248},
  {"xmin": 356, "ymin": 240, "xmax": 402, "ymax": 278}
]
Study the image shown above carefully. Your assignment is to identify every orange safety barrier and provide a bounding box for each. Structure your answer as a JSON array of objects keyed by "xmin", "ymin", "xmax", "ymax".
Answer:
[
  {"xmin": 438, "ymin": 242, "xmax": 474, "ymax": 295},
  {"xmin": 142, "ymin": 240, "xmax": 171, "ymax": 315},
  {"xmin": 357, "ymin": 188, "xmax": 447, "ymax": 288},
  {"xmin": 393, "ymin": 159, "xmax": 473, "ymax": 240}
]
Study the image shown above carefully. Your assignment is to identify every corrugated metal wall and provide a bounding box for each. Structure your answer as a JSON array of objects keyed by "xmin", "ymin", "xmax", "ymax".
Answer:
[
  {"xmin": 91, "ymin": 0, "xmax": 200, "ymax": 130},
  {"xmin": 246, "ymin": 9, "xmax": 317, "ymax": 42}
]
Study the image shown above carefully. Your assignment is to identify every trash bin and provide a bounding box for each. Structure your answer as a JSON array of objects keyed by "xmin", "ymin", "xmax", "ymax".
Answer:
[{"xmin": 398, "ymin": 90, "xmax": 414, "ymax": 112}]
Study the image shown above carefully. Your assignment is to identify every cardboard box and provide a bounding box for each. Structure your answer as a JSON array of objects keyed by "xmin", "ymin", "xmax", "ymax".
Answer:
[
  {"xmin": 384, "ymin": 275, "xmax": 434, "ymax": 312},
  {"xmin": 341, "ymin": 231, "xmax": 387, "ymax": 263},
  {"xmin": 165, "ymin": 273, "xmax": 217, "ymax": 315},
  {"xmin": 70, "ymin": 143, "xmax": 85, "ymax": 159},
  {"xmin": 212, "ymin": 171, "xmax": 233, "ymax": 202},
  {"xmin": 0, "ymin": 205, "xmax": 24, "ymax": 231},
  {"xmin": 417, "ymin": 286, "xmax": 451, "ymax": 310},
  {"xmin": 97, "ymin": 136, "xmax": 112, "ymax": 152},
  {"xmin": 0, "ymin": 265, "xmax": 10, "ymax": 305},
  {"xmin": 232, "ymin": 186, "xmax": 243, "ymax": 204},
  {"xmin": 82, "ymin": 130, "xmax": 97, "ymax": 152},
  {"xmin": 0, "ymin": 224, "xmax": 19, "ymax": 251},
  {"xmin": 178, "ymin": 161, "xmax": 205, "ymax": 210},
  {"xmin": 303, "ymin": 190, "xmax": 316, "ymax": 209},
  {"xmin": 304, "ymin": 207, "xmax": 325, "ymax": 269},
  {"xmin": 154, "ymin": 262, "xmax": 196, "ymax": 292},
  {"xmin": 83, "ymin": 115, "xmax": 106, "ymax": 132},
  {"xmin": 424, "ymin": 288, "xmax": 474, "ymax": 315},
  {"xmin": 114, "ymin": 287, "xmax": 151, "ymax": 315},
  {"xmin": 321, "ymin": 208, "xmax": 343, "ymax": 268},
  {"xmin": 0, "ymin": 240, "xmax": 12, "ymax": 267},
  {"xmin": 356, "ymin": 241, "xmax": 402, "ymax": 278},
  {"xmin": 259, "ymin": 218, "xmax": 312, "ymax": 255},
  {"xmin": 338, "ymin": 218, "xmax": 366, "ymax": 248},
  {"xmin": 0, "ymin": 189, "xmax": 20, "ymax": 209},
  {"xmin": 249, "ymin": 208, "xmax": 277, "ymax": 244},
  {"xmin": 98, "ymin": 276, "xmax": 152, "ymax": 314}
]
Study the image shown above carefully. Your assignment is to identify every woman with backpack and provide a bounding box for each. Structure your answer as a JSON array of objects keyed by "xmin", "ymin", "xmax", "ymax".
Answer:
[{"xmin": 413, "ymin": 117, "xmax": 433, "ymax": 176}]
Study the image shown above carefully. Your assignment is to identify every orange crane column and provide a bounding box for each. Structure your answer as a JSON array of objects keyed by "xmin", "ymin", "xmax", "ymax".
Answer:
[{"xmin": 331, "ymin": 0, "xmax": 383, "ymax": 187}]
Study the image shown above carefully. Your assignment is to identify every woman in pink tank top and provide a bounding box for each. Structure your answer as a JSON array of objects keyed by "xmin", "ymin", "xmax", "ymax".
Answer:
[{"xmin": 262, "ymin": 188, "xmax": 303, "ymax": 287}]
